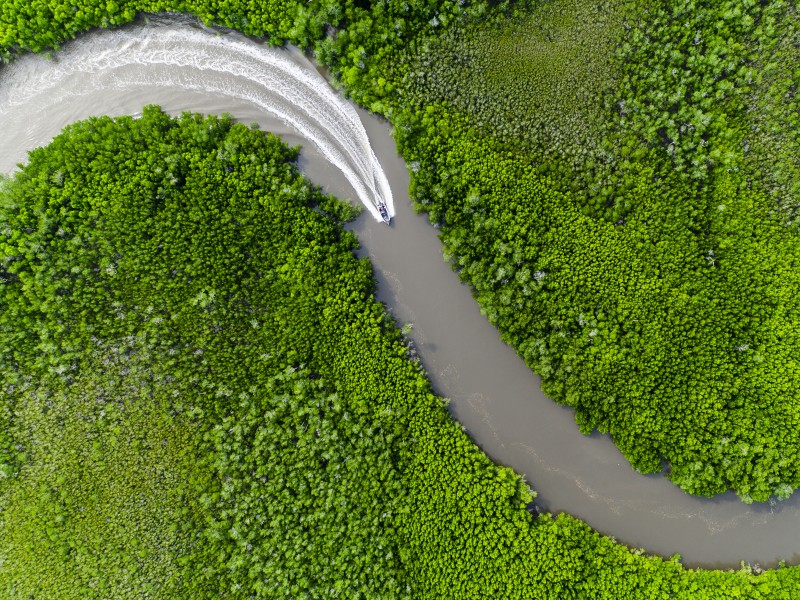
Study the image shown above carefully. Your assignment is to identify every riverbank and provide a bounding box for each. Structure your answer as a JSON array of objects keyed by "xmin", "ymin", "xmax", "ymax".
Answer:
[{"xmin": 1, "ymin": 14, "xmax": 799, "ymax": 568}]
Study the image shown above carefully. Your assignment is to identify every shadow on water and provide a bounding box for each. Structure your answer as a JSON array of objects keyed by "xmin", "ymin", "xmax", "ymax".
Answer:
[{"xmin": 1, "ymin": 12, "xmax": 799, "ymax": 569}]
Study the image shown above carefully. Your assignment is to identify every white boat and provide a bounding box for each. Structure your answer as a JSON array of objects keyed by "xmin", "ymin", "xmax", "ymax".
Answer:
[{"xmin": 378, "ymin": 202, "xmax": 390, "ymax": 224}]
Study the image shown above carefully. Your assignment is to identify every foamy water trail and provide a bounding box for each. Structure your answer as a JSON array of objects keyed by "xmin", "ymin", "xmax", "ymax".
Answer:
[{"xmin": 0, "ymin": 17, "xmax": 394, "ymax": 222}]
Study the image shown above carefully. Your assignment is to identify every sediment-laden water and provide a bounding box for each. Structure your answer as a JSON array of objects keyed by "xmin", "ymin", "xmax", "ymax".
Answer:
[{"xmin": 1, "ymin": 14, "xmax": 798, "ymax": 568}]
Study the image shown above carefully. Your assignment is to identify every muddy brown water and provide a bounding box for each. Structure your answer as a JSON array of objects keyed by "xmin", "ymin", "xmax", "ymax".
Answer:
[{"xmin": 1, "ymin": 14, "xmax": 798, "ymax": 569}]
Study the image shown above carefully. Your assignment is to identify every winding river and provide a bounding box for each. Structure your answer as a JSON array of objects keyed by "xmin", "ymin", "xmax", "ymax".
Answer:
[{"xmin": 1, "ymin": 14, "xmax": 798, "ymax": 568}]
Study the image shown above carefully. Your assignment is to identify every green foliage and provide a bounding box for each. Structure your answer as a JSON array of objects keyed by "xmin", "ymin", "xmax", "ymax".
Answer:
[
  {"xmin": 197, "ymin": 366, "xmax": 409, "ymax": 598},
  {"xmin": 614, "ymin": 0, "xmax": 779, "ymax": 181},
  {"xmin": 0, "ymin": 108, "xmax": 412, "ymax": 598},
  {"xmin": 403, "ymin": 0, "xmax": 627, "ymax": 193},
  {"xmin": 391, "ymin": 0, "xmax": 800, "ymax": 503},
  {"xmin": 395, "ymin": 101, "xmax": 800, "ymax": 501},
  {"xmin": 3, "ymin": 105, "xmax": 800, "ymax": 600},
  {"xmin": 0, "ymin": 0, "xmax": 298, "ymax": 58},
  {"xmin": 743, "ymin": 5, "xmax": 800, "ymax": 226},
  {"xmin": 0, "ymin": 338, "xmax": 204, "ymax": 599},
  {"xmin": 4, "ymin": 0, "xmax": 800, "ymax": 595}
]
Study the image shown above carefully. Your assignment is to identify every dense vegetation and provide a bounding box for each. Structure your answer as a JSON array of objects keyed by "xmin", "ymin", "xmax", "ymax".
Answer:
[
  {"xmin": 8, "ymin": 0, "xmax": 794, "ymax": 504},
  {"xmin": 393, "ymin": 0, "xmax": 800, "ymax": 502},
  {"xmin": 3, "ymin": 0, "xmax": 800, "ymax": 595},
  {"xmin": 4, "ymin": 108, "xmax": 800, "ymax": 599},
  {"xmin": 0, "ymin": 109, "xmax": 411, "ymax": 598}
]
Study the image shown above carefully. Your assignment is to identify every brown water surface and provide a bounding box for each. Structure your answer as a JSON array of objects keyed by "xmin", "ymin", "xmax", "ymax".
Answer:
[{"xmin": 1, "ymin": 14, "xmax": 798, "ymax": 568}]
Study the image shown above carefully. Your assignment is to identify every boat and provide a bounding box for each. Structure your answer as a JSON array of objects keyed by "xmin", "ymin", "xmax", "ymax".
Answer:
[{"xmin": 377, "ymin": 202, "xmax": 391, "ymax": 224}]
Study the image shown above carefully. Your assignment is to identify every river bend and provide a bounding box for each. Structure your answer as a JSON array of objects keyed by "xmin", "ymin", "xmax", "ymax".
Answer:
[{"xmin": 1, "ymin": 14, "xmax": 798, "ymax": 568}]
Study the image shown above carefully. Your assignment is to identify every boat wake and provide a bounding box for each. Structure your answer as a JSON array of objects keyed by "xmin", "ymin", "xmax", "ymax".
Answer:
[{"xmin": 0, "ymin": 15, "xmax": 394, "ymax": 222}]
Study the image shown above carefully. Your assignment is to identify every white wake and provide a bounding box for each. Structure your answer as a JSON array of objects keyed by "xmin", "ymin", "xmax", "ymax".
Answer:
[{"xmin": 0, "ymin": 17, "xmax": 394, "ymax": 222}]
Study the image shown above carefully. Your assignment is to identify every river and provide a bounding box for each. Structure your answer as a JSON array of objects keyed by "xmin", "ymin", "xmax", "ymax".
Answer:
[{"xmin": 1, "ymin": 14, "xmax": 798, "ymax": 569}]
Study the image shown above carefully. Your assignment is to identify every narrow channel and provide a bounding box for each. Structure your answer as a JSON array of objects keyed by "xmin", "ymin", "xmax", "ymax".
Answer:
[{"xmin": 1, "ymin": 14, "xmax": 797, "ymax": 568}]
